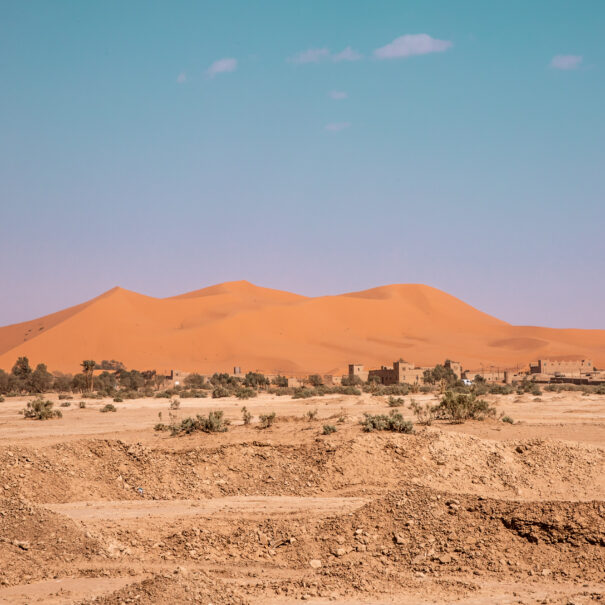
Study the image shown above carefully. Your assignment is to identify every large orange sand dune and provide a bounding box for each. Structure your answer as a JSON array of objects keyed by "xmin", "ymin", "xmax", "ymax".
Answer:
[{"xmin": 0, "ymin": 281, "xmax": 604, "ymax": 374}]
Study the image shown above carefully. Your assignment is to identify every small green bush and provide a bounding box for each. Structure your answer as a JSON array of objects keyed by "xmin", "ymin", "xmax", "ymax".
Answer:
[
  {"xmin": 434, "ymin": 391, "xmax": 495, "ymax": 423},
  {"xmin": 305, "ymin": 408, "xmax": 318, "ymax": 420},
  {"xmin": 410, "ymin": 399, "xmax": 435, "ymax": 426},
  {"xmin": 59, "ymin": 401, "xmax": 71, "ymax": 407},
  {"xmin": 236, "ymin": 387, "xmax": 257, "ymax": 400},
  {"xmin": 293, "ymin": 387, "xmax": 316, "ymax": 399},
  {"xmin": 212, "ymin": 386, "xmax": 231, "ymax": 399},
  {"xmin": 167, "ymin": 410, "xmax": 229, "ymax": 435},
  {"xmin": 0, "ymin": 396, "xmax": 5, "ymax": 403},
  {"xmin": 259, "ymin": 412, "xmax": 276, "ymax": 429},
  {"xmin": 361, "ymin": 411, "xmax": 413, "ymax": 433},
  {"xmin": 101, "ymin": 403, "xmax": 117, "ymax": 413},
  {"xmin": 322, "ymin": 424, "xmax": 337, "ymax": 435},
  {"xmin": 58, "ymin": 394, "xmax": 73, "ymax": 400},
  {"xmin": 22, "ymin": 398, "xmax": 62, "ymax": 420},
  {"xmin": 79, "ymin": 401, "xmax": 86, "ymax": 408},
  {"xmin": 113, "ymin": 396, "xmax": 124, "ymax": 403},
  {"xmin": 241, "ymin": 406, "xmax": 252, "ymax": 425},
  {"xmin": 169, "ymin": 398, "xmax": 180, "ymax": 410},
  {"xmin": 501, "ymin": 415, "xmax": 514, "ymax": 424},
  {"xmin": 387, "ymin": 396, "xmax": 405, "ymax": 407}
]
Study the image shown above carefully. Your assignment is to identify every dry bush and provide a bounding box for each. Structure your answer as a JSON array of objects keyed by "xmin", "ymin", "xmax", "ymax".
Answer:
[
  {"xmin": 259, "ymin": 412, "xmax": 276, "ymax": 428},
  {"xmin": 434, "ymin": 391, "xmax": 495, "ymax": 423},
  {"xmin": 410, "ymin": 398, "xmax": 435, "ymax": 426},
  {"xmin": 361, "ymin": 411, "xmax": 413, "ymax": 433},
  {"xmin": 22, "ymin": 397, "xmax": 62, "ymax": 420}
]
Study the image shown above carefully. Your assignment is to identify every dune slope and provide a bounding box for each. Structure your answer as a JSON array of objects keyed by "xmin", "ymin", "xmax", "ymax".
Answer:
[{"xmin": 0, "ymin": 281, "xmax": 604, "ymax": 374}]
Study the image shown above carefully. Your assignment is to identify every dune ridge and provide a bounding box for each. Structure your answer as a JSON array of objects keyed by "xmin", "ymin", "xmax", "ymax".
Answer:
[{"xmin": 0, "ymin": 281, "xmax": 604, "ymax": 374}]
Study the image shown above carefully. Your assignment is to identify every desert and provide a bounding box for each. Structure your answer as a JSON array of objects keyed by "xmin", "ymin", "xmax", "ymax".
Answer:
[
  {"xmin": 0, "ymin": 356, "xmax": 604, "ymax": 604},
  {"xmin": 3, "ymin": 2, "xmax": 604, "ymax": 603}
]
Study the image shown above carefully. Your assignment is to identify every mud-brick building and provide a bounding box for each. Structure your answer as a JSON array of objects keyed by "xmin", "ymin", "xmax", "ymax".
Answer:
[{"xmin": 529, "ymin": 359, "xmax": 594, "ymax": 377}]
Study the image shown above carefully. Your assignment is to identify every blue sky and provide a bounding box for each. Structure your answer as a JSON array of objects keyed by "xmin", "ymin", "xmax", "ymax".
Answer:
[{"xmin": 1, "ymin": 1, "xmax": 603, "ymax": 328}]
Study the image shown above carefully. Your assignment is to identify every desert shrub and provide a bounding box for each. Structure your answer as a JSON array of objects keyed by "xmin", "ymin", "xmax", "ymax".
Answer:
[
  {"xmin": 501, "ymin": 415, "xmax": 514, "ymax": 424},
  {"xmin": 529, "ymin": 384, "xmax": 542, "ymax": 396},
  {"xmin": 241, "ymin": 406, "xmax": 252, "ymax": 425},
  {"xmin": 210, "ymin": 373, "xmax": 241, "ymax": 388},
  {"xmin": 341, "ymin": 375, "xmax": 363, "ymax": 387},
  {"xmin": 101, "ymin": 403, "xmax": 117, "ymax": 413},
  {"xmin": 0, "ymin": 396, "xmax": 4, "ymax": 403},
  {"xmin": 243, "ymin": 372, "xmax": 269, "ymax": 389},
  {"xmin": 59, "ymin": 401, "xmax": 71, "ymax": 407},
  {"xmin": 184, "ymin": 373, "xmax": 206, "ymax": 389},
  {"xmin": 167, "ymin": 410, "xmax": 229, "ymax": 435},
  {"xmin": 387, "ymin": 396, "xmax": 405, "ymax": 407},
  {"xmin": 22, "ymin": 397, "xmax": 62, "ymax": 420},
  {"xmin": 410, "ymin": 399, "xmax": 435, "ymax": 425},
  {"xmin": 113, "ymin": 396, "xmax": 124, "ymax": 403},
  {"xmin": 434, "ymin": 391, "xmax": 495, "ymax": 423},
  {"xmin": 270, "ymin": 386, "xmax": 295, "ymax": 396},
  {"xmin": 322, "ymin": 424, "xmax": 337, "ymax": 435},
  {"xmin": 334, "ymin": 385, "xmax": 361, "ymax": 396},
  {"xmin": 58, "ymin": 394, "xmax": 73, "ymax": 400},
  {"xmin": 372, "ymin": 384, "xmax": 410, "ymax": 397},
  {"xmin": 419, "ymin": 385, "xmax": 433, "ymax": 393},
  {"xmin": 212, "ymin": 386, "xmax": 231, "ymax": 399},
  {"xmin": 361, "ymin": 411, "xmax": 413, "ymax": 433},
  {"xmin": 169, "ymin": 398, "xmax": 180, "ymax": 410},
  {"xmin": 305, "ymin": 408, "xmax": 318, "ymax": 421},
  {"xmin": 259, "ymin": 412, "xmax": 276, "ymax": 429},
  {"xmin": 308, "ymin": 374, "xmax": 323, "ymax": 387},
  {"xmin": 293, "ymin": 387, "xmax": 316, "ymax": 399},
  {"xmin": 236, "ymin": 387, "xmax": 257, "ymax": 400},
  {"xmin": 488, "ymin": 383, "xmax": 514, "ymax": 395},
  {"xmin": 79, "ymin": 401, "xmax": 86, "ymax": 408},
  {"xmin": 272, "ymin": 375, "xmax": 288, "ymax": 387},
  {"xmin": 595, "ymin": 384, "xmax": 605, "ymax": 395},
  {"xmin": 179, "ymin": 389, "xmax": 208, "ymax": 399}
]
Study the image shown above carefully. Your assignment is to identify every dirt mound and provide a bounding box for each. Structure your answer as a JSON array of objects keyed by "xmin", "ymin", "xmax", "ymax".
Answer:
[
  {"xmin": 2, "ymin": 281, "xmax": 605, "ymax": 373},
  {"xmin": 0, "ymin": 495, "xmax": 99, "ymax": 586},
  {"xmin": 79, "ymin": 569, "xmax": 248, "ymax": 605}
]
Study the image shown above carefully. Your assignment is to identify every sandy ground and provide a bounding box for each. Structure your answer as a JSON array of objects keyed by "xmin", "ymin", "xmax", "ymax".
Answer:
[{"xmin": 0, "ymin": 390, "xmax": 604, "ymax": 604}]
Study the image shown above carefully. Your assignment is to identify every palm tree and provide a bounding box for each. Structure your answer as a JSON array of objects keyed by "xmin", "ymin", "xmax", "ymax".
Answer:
[{"xmin": 81, "ymin": 360, "xmax": 96, "ymax": 393}]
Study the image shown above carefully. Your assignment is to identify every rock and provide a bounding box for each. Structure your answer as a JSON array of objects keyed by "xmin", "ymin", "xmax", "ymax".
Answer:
[
  {"xmin": 332, "ymin": 548, "xmax": 346, "ymax": 557},
  {"xmin": 13, "ymin": 540, "xmax": 30, "ymax": 550},
  {"xmin": 439, "ymin": 554, "xmax": 453, "ymax": 564},
  {"xmin": 393, "ymin": 534, "xmax": 406, "ymax": 545},
  {"xmin": 309, "ymin": 559, "xmax": 322, "ymax": 569}
]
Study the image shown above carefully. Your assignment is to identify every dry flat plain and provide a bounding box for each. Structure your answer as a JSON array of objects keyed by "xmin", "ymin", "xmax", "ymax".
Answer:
[{"xmin": 0, "ymin": 391, "xmax": 604, "ymax": 604}]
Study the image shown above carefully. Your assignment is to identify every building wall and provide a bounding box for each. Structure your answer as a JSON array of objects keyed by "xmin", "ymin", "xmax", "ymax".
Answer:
[{"xmin": 530, "ymin": 359, "xmax": 593, "ymax": 377}]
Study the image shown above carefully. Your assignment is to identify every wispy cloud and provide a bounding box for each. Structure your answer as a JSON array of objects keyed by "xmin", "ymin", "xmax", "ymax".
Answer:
[
  {"xmin": 374, "ymin": 34, "xmax": 452, "ymax": 59},
  {"xmin": 176, "ymin": 72, "xmax": 187, "ymax": 84},
  {"xmin": 550, "ymin": 54, "xmax": 583, "ymax": 70},
  {"xmin": 325, "ymin": 122, "xmax": 351, "ymax": 132},
  {"xmin": 332, "ymin": 46, "xmax": 363, "ymax": 62},
  {"xmin": 207, "ymin": 57, "xmax": 237, "ymax": 77},
  {"xmin": 288, "ymin": 48, "xmax": 330, "ymax": 64},
  {"xmin": 288, "ymin": 47, "xmax": 362, "ymax": 64},
  {"xmin": 329, "ymin": 90, "xmax": 348, "ymax": 100}
]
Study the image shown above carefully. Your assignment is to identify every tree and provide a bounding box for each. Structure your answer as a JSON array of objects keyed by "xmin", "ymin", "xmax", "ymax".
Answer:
[
  {"xmin": 184, "ymin": 373, "xmax": 206, "ymax": 389},
  {"xmin": 243, "ymin": 372, "xmax": 269, "ymax": 388},
  {"xmin": 0, "ymin": 369, "xmax": 9, "ymax": 394},
  {"xmin": 80, "ymin": 360, "xmax": 96, "ymax": 393},
  {"xmin": 29, "ymin": 363, "xmax": 54, "ymax": 393},
  {"xmin": 308, "ymin": 374, "xmax": 323, "ymax": 387},
  {"xmin": 12, "ymin": 356, "xmax": 32, "ymax": 379},
  {"xmin": 271, "ymin": 375, "xmax": 288, "ymax": 388}
]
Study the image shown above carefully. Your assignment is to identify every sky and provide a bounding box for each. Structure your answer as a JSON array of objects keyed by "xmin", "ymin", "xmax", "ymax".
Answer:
[{"xmin": 1, "ymin": 1, "xmax": 604, "ymax": 329}]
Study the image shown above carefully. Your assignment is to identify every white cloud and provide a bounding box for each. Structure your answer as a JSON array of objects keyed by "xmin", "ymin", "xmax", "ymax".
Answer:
[
  {"xmin": 329, "ymin": 90, "xmax": 348, "ymax": 100},
  {"xmin": 325, "ymin": 122, "xmax": 351, "ymax": 132},
  {"xmin": 207, "ymin": 57, "xmax": 237, "ymax": 77},
  {"xmin": 176, "ymin": 72, "xmax": 187, "ymax": 84},
  {"xmin": 288, "ymin": 46, "xmax": 362, "ymax": 64},
  {"xmin": 288, "ymin": 48, "xmax": 330, "ymax": 64},
  {"xmin": 332, "ymin": 46, "xmax": 363, "ymax": 62},
  {"xmin": 550, "ymin": 54, "xmax": 583, "ymax": 70},
  {"xmin": 374, "ymin": 34, "xmax": 452, "ymax": 59}
]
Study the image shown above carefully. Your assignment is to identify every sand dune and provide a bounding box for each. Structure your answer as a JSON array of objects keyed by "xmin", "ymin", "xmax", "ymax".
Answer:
[{"xmin": 0, "ymin": 280, "xmax": 604, "ymax": 374}]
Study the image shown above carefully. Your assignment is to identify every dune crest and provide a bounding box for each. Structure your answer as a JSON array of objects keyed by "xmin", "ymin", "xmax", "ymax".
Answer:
[{"xmin": 0, "ymin": 281, "xmax": 603, "ymax": 374}]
